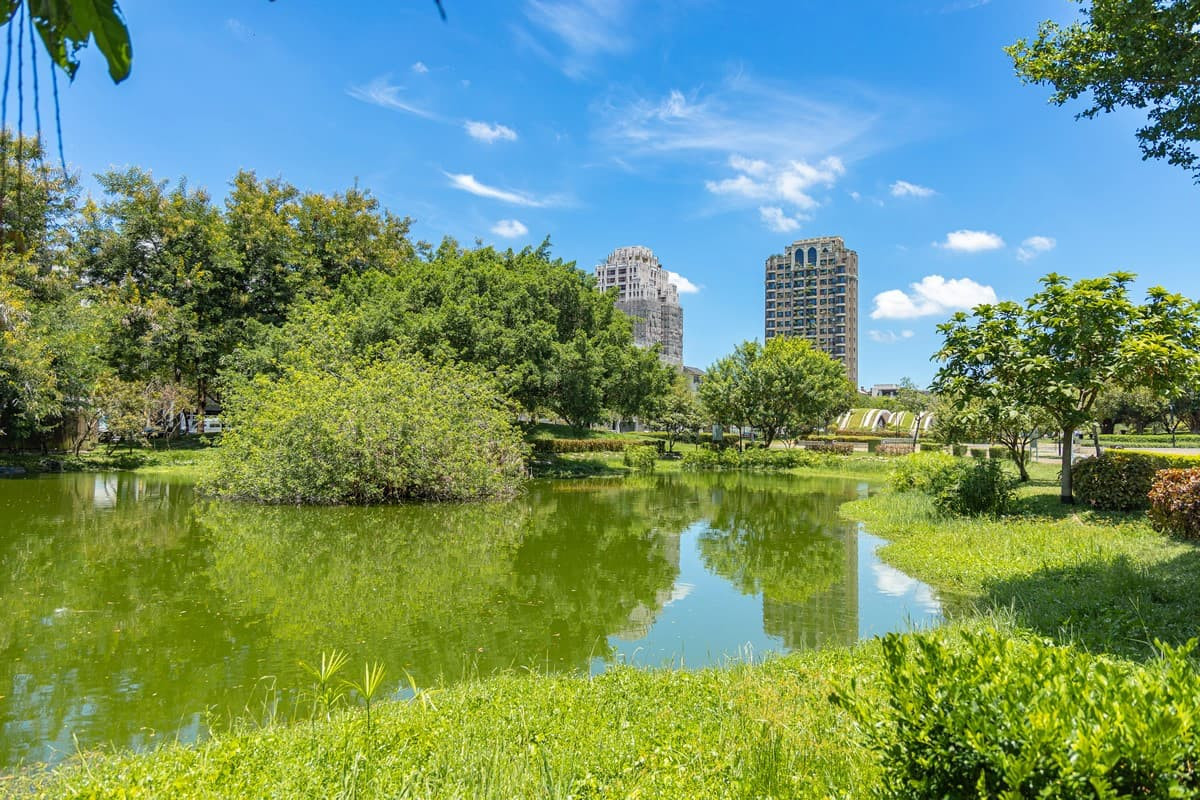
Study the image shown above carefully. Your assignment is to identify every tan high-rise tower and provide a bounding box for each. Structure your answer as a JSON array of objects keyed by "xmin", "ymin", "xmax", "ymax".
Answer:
[
  {"xmin": 764, "ymin": 236, "xmax": 859, "ymax": 386},
  {"xmin": 595, "ymin": 246, "xmax": 684, "ymax": 367}
]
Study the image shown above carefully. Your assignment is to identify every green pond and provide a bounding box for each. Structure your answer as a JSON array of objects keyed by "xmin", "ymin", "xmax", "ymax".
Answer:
[{"xmin": 0, "ymin": 471, "xmax": 939, "ymax": 770}]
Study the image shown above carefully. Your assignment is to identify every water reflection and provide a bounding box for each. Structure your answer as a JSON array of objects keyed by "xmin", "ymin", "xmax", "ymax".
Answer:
[{"xmin": 0, "ymin": 471, "xmax": 939, "ymax": 769}]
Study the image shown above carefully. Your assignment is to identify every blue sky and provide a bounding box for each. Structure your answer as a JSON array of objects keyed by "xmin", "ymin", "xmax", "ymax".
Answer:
[{"xmin": 54, "ymin": 0, "xmax": 1200, "ymax": 387}]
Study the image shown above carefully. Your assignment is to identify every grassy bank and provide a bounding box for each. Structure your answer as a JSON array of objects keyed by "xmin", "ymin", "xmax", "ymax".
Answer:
[
  {"xmin": 0, "ymin": 438, "xmax": 219, "ymax": 478},
  {"xmin": 17, "ymin": 458, "xmax": 1199, "ymax": 797},
  {"xmin": 14, "ymin": 646, "xmax": 882, "ymax": 799}
]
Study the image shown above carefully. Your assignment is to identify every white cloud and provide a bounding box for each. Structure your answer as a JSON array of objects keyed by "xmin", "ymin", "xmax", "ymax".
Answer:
[
  {"xmin": 491, "ymin": 219, "xmax": 529, "ymax": 238},
  {"xmin": 1017, "ymin": 235, "xmax": 1056, "ymax": 262},
  {"xmin": 871, "ymin": 275, "xmax": 998, "ymax": 319},
  {"xmin": 936, "ymin": 229, "xmax": 1005, "ymax": 253},
  {"xmin": 759, "ymin": 206, "xmax": 803, "ymax": 233},
  {"xmin": 522, "ymin": 0, "xmax": 631, "ymax": 75},
  {"xmin": 411, "ymin": 61, "xmax": 429, "ymax": 74},
  {"xmin": 445, "ymin": 173, "xmax": 553, "ymax": 207},
  {"xmin": 226, "ymin": 19, "xmax": 254, "ymax": 42},
  {"xmin": 666, "ymin": 270, "xmax": 700, "ymax": 294},
  {"xmin": 868, "ymin": 329, "xmax": 916, "ymax": 344},
  {"xmin": 465, "ymin": 121, "xmax": 518, "ymax": 143},
  {"xmin": 707, "ymin": 155, "xmax": 845, "ymax": 211},
  {"xmin": 599, "ymin": 75, "xmax": 903, "ymax": 164},
  {"xmin": 849, "ymin": 190, "xmax": 862, "ymax": 201},
  {"xmin": 347, "ymin": 76, "xmax": 441, "ymax": 120},
  {"xmin": 890, "ymin": 179, "xmax": 936, "ymax": 198}
]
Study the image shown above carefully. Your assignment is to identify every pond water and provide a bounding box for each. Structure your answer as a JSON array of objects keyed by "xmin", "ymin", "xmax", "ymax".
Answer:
[{"xmin": 0, "ymin": 471, "xmax": 940, "ymax": 769}]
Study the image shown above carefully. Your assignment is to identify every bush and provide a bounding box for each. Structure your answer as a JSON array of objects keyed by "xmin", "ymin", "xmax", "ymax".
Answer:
[
  {"xmin": 206, "ymin": 358, "xmax": 528, "ymax": 504},
  {"xmin": 530, "ymin": 438, "xmax": 664, "ymax": 454},
  {"xmin": 877, "ymin": 443, "xmax": 915, "ymax": 456},
  {"xmin": 919, "ymin": 443, "xmax": 945, "ymax": 453},
  {"xmin": 622, "ymin": 445, "xmax": 658, "ymax": 473},
  {"xmin": 1149, "ymin": 468, "xmax": 1200, "ymax": 539},
  {"xmin": 968, "ymin": 446, "xmax": 988, "ymax": 460},
  {"xmin": 801, "ymin": 441, "xmax": 854, "ymax": 455},
  {"xmin": 935, "ymin": 459, "xmax": 1014, "ymax": 516},
  {"xmin": 681, "ymin": 447, "xmax": 833, "ymax": 471},
  {"xmin": 889, "ymin": 451, "xmax": 961, "ymax": 495},
  {"xmin": 842, "ymin": 629, "xmax": 1200, "ymax": 799},
  {"xmin": 952, "ymin": 444, "xmax": 967, "ymax": 457},
  {"xmin": 1074, "ymin": 451, "xmax": 1200, "ymax": 511},
  {"xmin": 987, "ymin": 446, "xmax": 1007, "ymax": 460}
]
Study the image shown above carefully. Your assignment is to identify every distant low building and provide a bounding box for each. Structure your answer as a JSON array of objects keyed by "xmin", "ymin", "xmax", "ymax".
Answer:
[
  {"xmin": 870, "ymin": 384, "xmax": 900, "ymax": 398},
  {"xmin": 682, "ymin": 365, "xmax": 703, "ymax": 393}
]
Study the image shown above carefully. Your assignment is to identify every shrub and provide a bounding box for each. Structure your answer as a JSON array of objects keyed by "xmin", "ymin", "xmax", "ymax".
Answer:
[
  {"xmin": 801, "ymin": 441, "xmax": 854, "ymax": 455},
  {"xmin": 622, "ymin": 445, "xmax": 658, "ymax": 473},
  {"xmin": 877, "ymin": 443, "xmax": 915, "ymax": 456},
  {"xmin": 935, "ymin": 459, "xmax": 1015, "ymax": 516},
  {"xmin": 1149, "ymin": 468, "xmax": 1200, "ymax": 539},
  {"xmin": 1074, "ymin": 451, "xmax": 1200, "ymax": 511},
  {"xmin": 987, "ymin": 446, "xmax": 1007, "ymax": 460},
  {"xmin": 530, "ymin": 438, "xmax": 664, "ymax": 454},
  {"xmin": 919, "ymin": 443, "xmax": 946, "ymax": 453},
  {"xmin": 968, "ymin": 446, "xmax": 988, "ymax": 460},
  {"xmin": 952, "ymin": 444, "xmax": 967, "ymax": 457},
  {"xmin": 206, "ymin": 358, "xmax": 528, "ymax": 504},
  {"xmin": 681, "ymin": 447, "xmax": 833, "ymax": 471},
  {"xmin": 841, "ymin": 629, "xmax": 1200, "ymax": 799},
  {"xmin": 889, "ymin": 451, "xmax": 962, "ymax": 495}
]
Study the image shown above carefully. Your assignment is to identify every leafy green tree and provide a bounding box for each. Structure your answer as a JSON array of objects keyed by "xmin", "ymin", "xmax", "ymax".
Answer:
[
  {"xmin": 934, "ymin": 272, "xmax": 1200, "ymax": 503},
  {"xmin": 699, "ymin": 342, "xmax": 757, "ymax": 447},
  {"xmin": 936, "ymin": 392, "xmax": 1051, "ymax": 482},
  {"xmin": 751, "ymin": 337, "xmax": 854, "ymax": 446},
  {"xmin": 1094, "ymin": 386, "xmax": 1166, "ymax": 435},
  {"xmin": 700, "ymin": 339, "xmax": 853, "ymax": 448},
  {"xmin": 207, "ymin": 353, "xmax": 528, "ymax": 504},
  {"xmin": 653, "ymin": 373, "xmax": 703, "ymax": 453},
  {"xmin": 3, "ymin": 0, "xmax": 132, "ymax": 83},
  {"xmin": 1008, "ymin": 0, "xmax": 1200, "ymax": 181}
]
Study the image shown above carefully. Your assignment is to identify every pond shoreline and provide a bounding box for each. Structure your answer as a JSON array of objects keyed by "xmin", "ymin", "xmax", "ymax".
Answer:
[{"xmin": 10, "ymin": 460, "xmax": 1181, "ymax": 798}]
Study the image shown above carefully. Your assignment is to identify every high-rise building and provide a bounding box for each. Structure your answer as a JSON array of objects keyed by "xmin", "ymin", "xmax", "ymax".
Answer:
[
  {"xmin": 594, "ymin": 245, "xmax": 683, "ymax": 367},
  {"xmin": 764, "ymin": 236, "xmax": 859, "ymax": 386}
]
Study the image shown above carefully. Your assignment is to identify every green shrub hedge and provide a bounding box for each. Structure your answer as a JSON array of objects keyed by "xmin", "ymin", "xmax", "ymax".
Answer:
[
  {"xmin": 843, "ymin": 629, "xmax": 1200, "ymax": 799},
  {"xmin": 1074, "ymin": 451, "xmax": 1200, "ymax": 511},
  {"xmin": 877, "ymin": 443, "xmax": 915, "ymax": 456},
  {"xmin": 1149, "ymin": 468, "xmax": 1200, "ymax": 539},
  {"xmin": 530, "ymin": 438, "xmax": 665, "ymax": 454},
  {"xmin": 622, "ymin": 445, "xmax": 658, "ymax": 473},
  {"xmin": 1101, "ymin": 433, "xmax": 1200, "ymax": 447},
  {"xmin": 936, "ymin": 459, "xmax": 1014, "ymax": 516},
  {"xmin": 681, "ymin": 447, "xmax": 836, "ymax": 471},
  {"xmin": 207, "ymin": 358, "xmax": 527, "ymax": 504},
  {"xmin": 889, "ymin": 451, "xmax": 961, "ymax": 495}
]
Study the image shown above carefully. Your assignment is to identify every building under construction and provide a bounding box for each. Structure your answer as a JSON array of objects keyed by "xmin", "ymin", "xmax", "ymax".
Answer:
[{"xmin": 594, "ymin": 245, "xmax": 684, "ymax": 367}]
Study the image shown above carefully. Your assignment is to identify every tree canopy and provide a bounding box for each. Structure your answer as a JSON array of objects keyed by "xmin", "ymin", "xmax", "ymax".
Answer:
[
  {"xmin": 700, "ymin": 337, "xmax": 854, "ymax": 448},
  {"xmin": 934, "ymin": 272, "xmax": 1200, "ymax": 502},
  {"xmin": 1008, "ymin": 0, "xmax": 1200, "ymax": 181}
]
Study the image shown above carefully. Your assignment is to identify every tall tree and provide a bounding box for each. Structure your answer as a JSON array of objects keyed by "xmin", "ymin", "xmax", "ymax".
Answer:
[
  {"xmin": 653, "ymin": 373, "xmax": 703, "ymax": 453},
  {"xmin": 935, "ymin": 272, "xmax": 1200, "ymax": 503},
  {"xmin": 1008, "ymin": 0, "xmax": 1200, "ymax": 181}
]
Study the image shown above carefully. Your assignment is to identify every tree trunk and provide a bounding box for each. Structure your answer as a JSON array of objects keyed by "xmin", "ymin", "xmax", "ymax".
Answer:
[{"xmin": 1060, "ymin": 427, "xmax": 1075, "ymax": 504}]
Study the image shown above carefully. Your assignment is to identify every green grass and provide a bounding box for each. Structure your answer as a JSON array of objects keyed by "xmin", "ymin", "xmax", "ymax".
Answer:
[
  {"xmin": 17, "ymin": 452, "xmax": 1200, "ymax": 797},
  {"xmin": 844, "ymin": 459, "xmax": 1200, "ymax": 659},
  {"xmin": 15, "ymin": 647, "xmax": 882, "ymax": 799},
  {"xmin": 0, "ymin": 437, "xmax": 219, "ymax": 477}
]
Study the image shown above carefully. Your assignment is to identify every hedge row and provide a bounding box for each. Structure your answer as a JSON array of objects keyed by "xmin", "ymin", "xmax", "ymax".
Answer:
[
  {"xmin": 1074, "ymin": 451, "xmax": 1200, "ymax": 511},
  {"xmin": 530, "ymin": 438, "xmax": 665, "ymax": 454},
  {"xmin": 1101, "ymin": 434, "xmax": 1200, "ymax": 446},
  {"xmin": 681, "ymin": 447, "xmax": 840, "ymax": 471}
]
